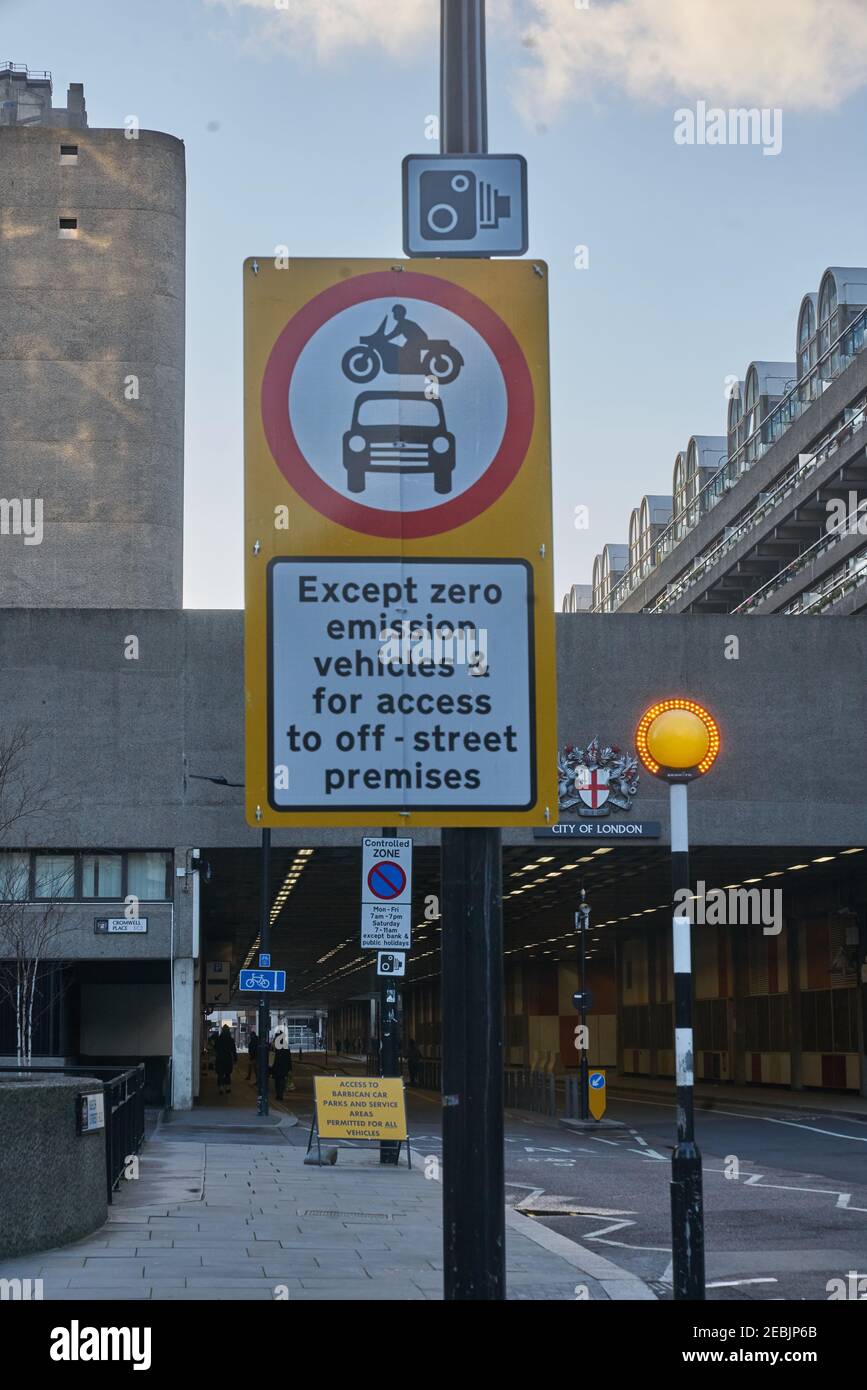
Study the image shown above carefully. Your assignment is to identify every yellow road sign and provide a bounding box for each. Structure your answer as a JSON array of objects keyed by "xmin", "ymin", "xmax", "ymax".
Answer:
[
  {"xmin": 588, "ymin": 1068, "xmax": 607, "ymax": 1121},
  {"xmin": 244, "ymin": 257, "xmax": 556, "ymax": 827},
  {"xmin": 313, "ymin": 1075, "xmax": 408, "ymax": 1141}
]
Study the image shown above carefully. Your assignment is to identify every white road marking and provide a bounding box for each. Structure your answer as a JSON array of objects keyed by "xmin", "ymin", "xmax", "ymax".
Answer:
[
  {"xmin": 707, "ymin": 1278, "xmax": 778, "ymax": 1289},
  {"xmin": 591, "ymin": 1137, "xmax": 621, "ymax": 1147},
  {"xmin": 701, "ymin": 1166, "xmax": 867, "ymax": 1211},
  {"xmin": 580, "ymin": 1219, "xmax": 636, "ymax": 1240},
  {"xmin": 586, "ymin": 1236, "xmax": 671, "ymax": 1252},
  {"xmin": 836, "ymin": 1193, "xmax": 867, "ymax": 1212},
  {"xmin": 627, "ymin": 1147, "xmax": 667, "ymax": 1161},
  {"xmin": 506, "ymin": 1182, "xmax": 545, "ymax": 1204},
  {"xmin": 618, "ymin": 1095, "xmax": 867, "ymax": 1144}
]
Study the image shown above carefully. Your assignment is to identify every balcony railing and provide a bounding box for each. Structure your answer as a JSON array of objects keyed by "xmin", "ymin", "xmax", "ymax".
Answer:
[
  {"xmin": 595, "ymin": 304, "xmax": 867, "ymax": 613},
  {"xmin": 648, "ymin": 394, "xmax": 867, "ymax": 613},
  {"xmin": 781, "ymin": 545, "xmax": 867, "ymax": 615},
  {"xmin": 734, "ymin": 495, "xmax": 867, "ymax": 614}
]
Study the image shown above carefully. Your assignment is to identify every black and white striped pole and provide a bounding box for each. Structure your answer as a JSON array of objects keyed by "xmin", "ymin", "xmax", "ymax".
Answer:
[{"xmin": 636, "ymin": 698, "xmax": 721, "ymax": 1302}]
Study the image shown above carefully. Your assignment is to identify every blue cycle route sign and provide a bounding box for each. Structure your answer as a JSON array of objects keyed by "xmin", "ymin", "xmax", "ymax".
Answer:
[{"xmin": 239, "ymin": 969, "xmax": 286, "ymax": 993}]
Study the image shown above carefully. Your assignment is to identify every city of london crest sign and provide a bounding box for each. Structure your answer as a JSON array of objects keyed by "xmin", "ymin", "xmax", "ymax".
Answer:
[{"xmin": 557, "ymin": 738, "xmax": 640, "ymax": 818}]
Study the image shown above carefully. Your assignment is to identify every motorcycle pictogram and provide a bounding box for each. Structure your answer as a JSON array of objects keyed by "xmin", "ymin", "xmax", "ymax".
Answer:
[{"xmin": 341, "ymin": 305, "xmax": 464, "ymax": 385}]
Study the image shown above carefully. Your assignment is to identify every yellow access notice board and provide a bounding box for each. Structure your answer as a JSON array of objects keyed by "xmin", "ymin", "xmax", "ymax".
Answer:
[
  {"xmin": 244, "ymin": 257, "xmax": 556, "ymax": 828},
  {"xmin": 313, "ymin": 1075, "xmax": 408, "ymax": 1141}
]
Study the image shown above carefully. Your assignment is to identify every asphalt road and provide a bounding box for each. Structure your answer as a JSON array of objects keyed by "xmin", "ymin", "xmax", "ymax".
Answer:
[{"xmin": 399, "ymin": 1087, "xmax": 867, "ymax": 1301}]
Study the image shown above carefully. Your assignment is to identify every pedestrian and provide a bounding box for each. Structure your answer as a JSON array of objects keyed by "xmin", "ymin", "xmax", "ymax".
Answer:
[
  {"xmin": 214, "ymin": 1024, "xmax": 237, "ymax": 1095},
  {"xmin": 246, "ymin": 1028, "xmax": 259, "ymax": 1082},
  {"xmin": 271, "ymin": 1031, "xmax": 294, "ymax": 1101},
  {"xmin": 407, "ymin": 1038, "xmax": 422, "ymax": 1087}
]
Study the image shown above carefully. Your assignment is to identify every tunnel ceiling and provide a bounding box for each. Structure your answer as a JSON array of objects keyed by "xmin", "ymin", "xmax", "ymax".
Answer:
[{"xmin": 199, "ymin": 842, "xmax": 865, "ymax": 1010}]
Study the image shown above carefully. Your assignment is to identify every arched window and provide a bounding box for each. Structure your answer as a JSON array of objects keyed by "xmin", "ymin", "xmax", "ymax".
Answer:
[
  {"xmin": 818, "ymin": 272, "xmax": 838, "ymax": 356},
  {"xmin": 673, "ymin": 453, "xmax": 686, "ymax": 536},
  {"xmin": 797, "ymin": 295, "xmax": 818, "ymax": 400},
  {"xmin": 743, "ymin": 367, "xmax": 760, "ymax": 465},
  {"xmin": 628, "ymin": 508, "xmax": 641, "ymax": 570},
  {"xmin": 601, "ymin": 549, "xmax": 612, "ymax": 609},
  {"xmin": 592, "ymin": 555, "xmax": 603, "ymax": 610},
  {"xmin": 685, "ymin": 440, "xmax": 699, "ymax": 525}
]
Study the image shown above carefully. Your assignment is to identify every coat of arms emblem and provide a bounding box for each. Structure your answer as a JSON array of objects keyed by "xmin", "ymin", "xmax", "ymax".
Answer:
[{"xmin": 558, "ymin": 738, "xmax": 640, "ymax": 818}]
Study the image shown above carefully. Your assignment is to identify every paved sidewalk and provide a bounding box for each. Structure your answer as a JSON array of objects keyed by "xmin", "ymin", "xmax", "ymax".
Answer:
[{"xmin": 0, "ymin": 1109, "xmax": 655, "ymax": 1301}]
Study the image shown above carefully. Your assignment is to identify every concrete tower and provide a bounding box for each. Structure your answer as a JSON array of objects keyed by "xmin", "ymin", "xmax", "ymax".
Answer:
[{"xmin": 0, "ymin": 64, "xmax": 184, "ymax": 607}]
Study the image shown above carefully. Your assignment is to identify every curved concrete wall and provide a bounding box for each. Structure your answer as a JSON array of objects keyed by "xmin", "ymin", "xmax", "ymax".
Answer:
[
  {"xmin": 0, "ymin": 127, "xmax": 184, "ymax": 607},
  {"xmin": 0, "ymin": 1075, "xmax": 107, "ymax": 1256}
]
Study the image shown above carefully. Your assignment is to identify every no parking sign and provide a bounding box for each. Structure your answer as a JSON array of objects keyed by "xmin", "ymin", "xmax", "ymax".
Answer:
[
  {"xmin": 361, "ymin": 837, "xmax": 412, "ymax": 950},
  {"xmin": 244, "ymin": 258, "xmax": 556, "ymax": 828}
]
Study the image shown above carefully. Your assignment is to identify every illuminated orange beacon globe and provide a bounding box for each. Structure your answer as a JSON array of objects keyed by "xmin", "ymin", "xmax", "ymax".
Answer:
[{"xmin": 635, "ymin": 699, "xmax": 720, "ymax": 781}]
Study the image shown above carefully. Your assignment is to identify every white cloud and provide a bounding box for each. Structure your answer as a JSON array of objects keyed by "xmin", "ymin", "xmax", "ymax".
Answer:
[
  {"xmin": 204, "ymin": 0, "xmax": 437, "ymax": 59},
  {"xmin": 205, "ymin": 0, "xmax": 521, "ymax": 61},
  {"xmin": 517, "ymin": 0, "xmax": 867, "ymax": 118},
  {"xmin": 206, "ymin": 0, "xmax": 867, "ymax": 117}
]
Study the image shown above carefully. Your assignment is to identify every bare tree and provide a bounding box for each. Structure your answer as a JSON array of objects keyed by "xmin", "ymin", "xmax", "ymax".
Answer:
[{"xmin": 0, "ymin": 725, "xmax": 77, "ymax": 1063}]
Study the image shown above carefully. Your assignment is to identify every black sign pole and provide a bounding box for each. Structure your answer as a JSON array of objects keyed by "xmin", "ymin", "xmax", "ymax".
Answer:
[
  {"xmin": 439, "ymin": 0, "xmax": 506, "ymax": 1302},
  {"xmin": 577, "ymin": 887, "xmax": 590, "ymax": 1121},
  {"xmin": 669, "ymin": 782, "xmax": 705, "ymax": 1299},
  {"xmin": 380, "ymin": 829, "xmax": 401, "ymax": 1164},
  {"xmin": 257, "ymin": 827, "xmax": 271, "ymax": 1117}
]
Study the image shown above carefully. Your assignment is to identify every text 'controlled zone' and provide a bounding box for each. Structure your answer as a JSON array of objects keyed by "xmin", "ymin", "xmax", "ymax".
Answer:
[{"xmin": 269, "ymin": 558, "xmax": 536, "ymax": 810}]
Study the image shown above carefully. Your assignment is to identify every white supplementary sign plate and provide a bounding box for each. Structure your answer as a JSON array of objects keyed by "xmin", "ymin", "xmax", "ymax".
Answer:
[
  {"xmin": 376, "ymin": 950, "xmax": 407, "ymax": 976},
  {"xmin": 269, "ymin": 559, "xmax": 534, "ymax": 811},
  {"xmin": 402, "ymin": 155, "xmax": 528, "ymax": 257},
  {"xmin": 361, "ymin": 837, "xmax": 413, "ymax": 950},
  {"xmin": 361, "ymin": 903, "xmax": 411, "ymax": 951}
]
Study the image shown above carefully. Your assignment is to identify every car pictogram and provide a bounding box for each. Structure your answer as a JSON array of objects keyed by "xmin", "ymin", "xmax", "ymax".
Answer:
[{"xmin": 342, "ymin": 389, "xmax": 456, "ymax": 495}]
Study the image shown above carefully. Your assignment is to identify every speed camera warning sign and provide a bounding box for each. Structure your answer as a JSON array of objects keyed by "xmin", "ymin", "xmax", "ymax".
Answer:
[{"xmin": 244, "ymin": 258, "xmax": 556, "ymax": 828}]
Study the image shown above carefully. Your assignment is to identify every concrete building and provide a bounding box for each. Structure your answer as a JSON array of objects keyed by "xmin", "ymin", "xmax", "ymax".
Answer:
[
  {"xmin": 0, "ymin": 65, "xmax": 184, "ymax": 608},
  {"xmin": 0, "ymin": 62, "xmax": 87, "ymax": 129},
  {"xmin": 0, "ymin": 72, "xmax": 864, "ymax": 1109},
  {"xmin": 586, "ymin": 268, "xmax": 867, "ymax": 615}
]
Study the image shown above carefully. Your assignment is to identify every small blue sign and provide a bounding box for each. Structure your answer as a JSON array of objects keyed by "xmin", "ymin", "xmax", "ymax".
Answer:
[
  {"xmin": 239, "ymin": 968, "xmax": 286, "ymax": 993},
  {"xmin": 259, "ymin": 953, "xmax": 271, "ymax": 968},
  {"xmin": 589, "ymin": 1072, "xmax": 606, "ymax": 1089}
]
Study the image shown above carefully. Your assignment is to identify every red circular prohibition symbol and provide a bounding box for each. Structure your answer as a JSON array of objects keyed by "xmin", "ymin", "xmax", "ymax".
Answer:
[
  {"xmin": 260, "ymin": 270, "xmax": 535, "ymax": 539},
  {"xmin": 367, "ymin": 861, "xmax": 407, "ymax": 900}
]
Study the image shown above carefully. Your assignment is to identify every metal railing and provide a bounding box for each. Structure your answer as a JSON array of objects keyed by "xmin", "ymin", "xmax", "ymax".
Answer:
[
  {"xmin": 782, "ymin": 545, "xmax": 867, "ymax": 614},
  {"xmin": 355, "ymin": 1057, "xmax": 595, "ymax": 1121},
  {"xmin": 649, "ymin": 393, "xmax": 867, "ymax": 613},
  {"xmin": 563, "ymin": 1076, "xmax": 586, "ymax": 1120},
  {"xmin": 735, "ymin": 495, "xmax": 867, "ymax": 614},
  {"xmin": 0, "ymin": 1063, "xmax": 145, "ymax": 1203},
  {"xmin": 503, "ymin": 1068, "xmax": 557, "ymax": 1117},
  {"xmin": 0, "ymin": 63, "xmax": 52, "ymax": 81},
  {"xmin": 596, "ymin": 304, "xmax": 867, "ymax": 613},
  {"xmin": 414, "ymin": 1057, "xmax": 442, "ymax": 1090}
]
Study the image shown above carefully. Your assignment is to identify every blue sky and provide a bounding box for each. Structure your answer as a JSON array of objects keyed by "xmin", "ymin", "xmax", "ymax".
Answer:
[{"xmin": 6, "ymin": 0, "xmax": 867, "ymax": 606}]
